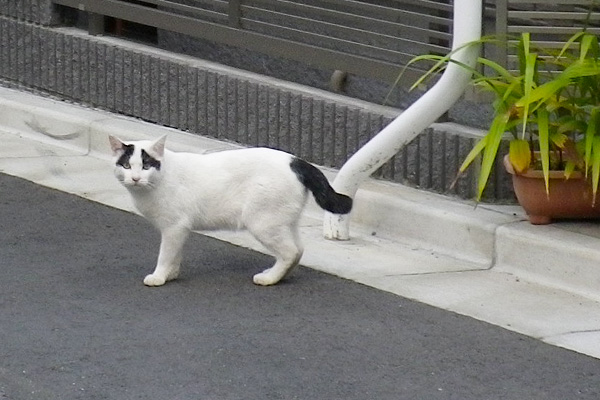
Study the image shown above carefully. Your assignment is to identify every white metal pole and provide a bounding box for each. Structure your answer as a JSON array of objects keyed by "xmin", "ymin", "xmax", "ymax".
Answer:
[{"xmin": 323, "ymin": 0, "xmax": 483, "ymax": 240}]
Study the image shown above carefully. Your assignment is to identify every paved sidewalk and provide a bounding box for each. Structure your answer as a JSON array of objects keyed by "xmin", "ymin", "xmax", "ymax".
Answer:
[
  {"xmin": 1, "ymin": 86, "xmax": 600, "ymax": 360},
  {"xmin": 1, "ymin": 173, "xmax": 599, "ymax": 399}
]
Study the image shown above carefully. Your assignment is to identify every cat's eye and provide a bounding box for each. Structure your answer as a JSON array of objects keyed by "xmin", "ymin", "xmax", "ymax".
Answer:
[
  {"xmin": 142, "ymin": 164, "xmax": 151, "ymax": 170},
  {"xmin": 121, "ymin": 162, "xmax": 131, "ymax": 169}
]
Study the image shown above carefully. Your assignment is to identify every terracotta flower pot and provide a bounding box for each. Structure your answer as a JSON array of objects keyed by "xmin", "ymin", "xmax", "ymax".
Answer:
[{"xmin": 503, "ymin": 155, "xmax": 600, "ymax": 224}]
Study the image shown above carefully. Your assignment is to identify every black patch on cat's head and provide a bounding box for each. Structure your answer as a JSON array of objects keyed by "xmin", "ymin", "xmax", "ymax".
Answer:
[
  {"xmin": 141, "ymin": 149, "xmax": 161, "ymax": 171},
  {"xmin": 116, "ymin": 144, "xmax": 134, "ymax": 168}
]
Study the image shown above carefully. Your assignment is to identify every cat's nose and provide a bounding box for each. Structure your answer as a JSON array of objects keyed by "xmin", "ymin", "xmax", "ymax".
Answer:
[{"xmin": 132, "ymin": 177, "xmax": 141, "ymax": 182}]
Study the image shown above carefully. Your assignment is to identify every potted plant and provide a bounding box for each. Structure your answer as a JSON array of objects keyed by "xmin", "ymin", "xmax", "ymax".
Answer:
[{"xmin": 403, "ymin": 31, "xmax": 600, "ymax": 224}]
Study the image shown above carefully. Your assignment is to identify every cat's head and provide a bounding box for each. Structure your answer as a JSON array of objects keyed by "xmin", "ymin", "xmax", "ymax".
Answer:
[{"xmin": 109, "ymin": 135, "xmax": 166, "ymax": 190}]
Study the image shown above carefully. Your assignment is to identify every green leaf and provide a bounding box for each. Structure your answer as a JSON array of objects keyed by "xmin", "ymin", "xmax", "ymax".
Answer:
[
  {"xmin": 584, "ymin": 108, "xmax": 599, "ymax": 175},
  {"xmin": 477, "ymin": 57, "xmax": 516, "ymax": 83},
  {"xmin": 563, "ymin": 59, "xmax": 600, "ymax": 79},
  {"xmin": 458, "ymin": 136, "xmax": 489, "ymax": 174},
  {"xmin": 550, "ymin": 132, "xmax": 569, "ymax": 149},
  {"xmin": 586, "ymin": 33, "xmax": 600, "ymax": 60},
  {"xmin": 516, "ymin": 78, "xmax": 568, "ymax": 110},
  {"xmin": 501, "ymin": 79, "xmax": 524, "ymax": 104},
  {"xmin": 557, "ymin": 31, "xmax": 585, "ymax": 59},
  {"xmin": 475, "ymin": 112, "xmax": 510, "ymax": 201},
  {"xmin": 592, "ymin": 137, "xmax": 600, "ymax": 206},
  {"xmin": 518, "ymin": 33, "xmax": 531, "ymax": 76},
  {"xmin": 383, "ymin": 54, "xmax": 444, "ymax": 104},
  {"xmin": 520, "ymin": 52, "xmax": 538, "ymax": 140},
  {"xmin": 405, "ymin": 54, "xmax": 447, "ymax": 91},
  {"xmin": 392, "ymin": 36, "xmax": 492, "ymax": 96},
  {"xmin": 580, "ymin": 33, "xmax": 594, "ymax": 61},
  {"xmin": 537, "ymin": 108, "xmax": 551, "ymax": 195}
]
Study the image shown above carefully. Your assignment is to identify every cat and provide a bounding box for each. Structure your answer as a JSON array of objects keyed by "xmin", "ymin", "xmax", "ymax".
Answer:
[{"xmin": 108, "ymin": 135, "xmax": 353, "ymax": 287}]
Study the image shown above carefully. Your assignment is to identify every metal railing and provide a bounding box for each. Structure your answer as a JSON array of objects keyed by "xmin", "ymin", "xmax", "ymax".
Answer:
[
  {"xmin": 33, "ymin": 1, "xmax": 600, "ymax": 86},
  {"xmin": 52, "ymin": 0, "xmax": 453, "ymax": 84},
  {"xmin": 496, "ymin": 0, "xmax": 600, "ymax": 67}
]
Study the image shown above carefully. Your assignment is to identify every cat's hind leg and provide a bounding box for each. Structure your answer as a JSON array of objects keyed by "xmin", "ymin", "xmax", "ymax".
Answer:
[
  {"xmin": 249, "ymin": 223, "xmax": 303, "ymax": 286},
  {"xmin": 144, "ymin": 226, "xmax": 190, "ymax": 287}
]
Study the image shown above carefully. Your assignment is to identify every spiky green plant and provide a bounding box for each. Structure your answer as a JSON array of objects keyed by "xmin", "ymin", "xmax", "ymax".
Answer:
[{"xmin": 401, "ymin": 32, "xmax": 600, "ymax": 202}]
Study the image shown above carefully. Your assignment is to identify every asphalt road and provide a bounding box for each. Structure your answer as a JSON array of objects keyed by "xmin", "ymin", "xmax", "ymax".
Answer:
[{"xmin": 0, "ymin": 173, "xmax": 599, "ymax": 400}]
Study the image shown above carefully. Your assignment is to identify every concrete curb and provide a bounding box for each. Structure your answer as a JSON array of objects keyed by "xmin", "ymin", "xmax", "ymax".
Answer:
[
  {"xmin": 496, "ymin": 222, "xmax": 600, "ymax": 302},
  {"xmin": 1, "ymin": 86, "xmax": 600, "ymax": 304}
]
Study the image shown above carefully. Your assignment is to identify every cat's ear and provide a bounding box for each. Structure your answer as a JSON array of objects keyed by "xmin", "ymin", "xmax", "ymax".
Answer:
[
  {"xmin": 108, "ymin": 135, "xmax": 125, "ymax": 155},
  {"xmin": 151, "ymin": 135, "xmax": 167, "ymax": 159}
]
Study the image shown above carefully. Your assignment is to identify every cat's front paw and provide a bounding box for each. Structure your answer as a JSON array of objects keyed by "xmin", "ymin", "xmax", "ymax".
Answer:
[{"xmin": 143, "ymin": 274, "xmax": 166, "ymax": 287}]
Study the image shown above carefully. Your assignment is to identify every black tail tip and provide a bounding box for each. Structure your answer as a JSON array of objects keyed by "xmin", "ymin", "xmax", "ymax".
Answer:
[{"xmin": 326, "ymin": 194, "xmax": 353, "ymax": 214}]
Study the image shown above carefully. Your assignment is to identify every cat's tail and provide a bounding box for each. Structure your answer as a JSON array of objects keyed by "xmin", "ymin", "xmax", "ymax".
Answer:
[{"xmin": 290, "ymin": 157, "xmax": 353, "ymax": 214}]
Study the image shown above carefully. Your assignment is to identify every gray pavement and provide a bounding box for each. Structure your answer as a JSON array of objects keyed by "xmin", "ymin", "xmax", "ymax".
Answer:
[{"xmin": 1, "ymin": 173, "xmax": 599, "ymax": 399}]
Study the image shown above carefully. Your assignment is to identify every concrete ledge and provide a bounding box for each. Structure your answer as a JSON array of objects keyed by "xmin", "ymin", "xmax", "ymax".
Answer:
[
  {"xmin": 496, "ymin": 222, "xmax": 600, "ymax": 303},
  {"xmin": 351, "ymin": 180, "xmax": 516, "ymax": 265}
]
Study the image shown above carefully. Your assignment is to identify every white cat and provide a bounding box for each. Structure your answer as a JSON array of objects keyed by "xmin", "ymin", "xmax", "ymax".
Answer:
[{"xmin": 109, "ymin": 135, "xmax": 352, "ymax": 287}]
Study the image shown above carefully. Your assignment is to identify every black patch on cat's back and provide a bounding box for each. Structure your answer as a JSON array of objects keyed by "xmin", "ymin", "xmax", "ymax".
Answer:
[
  {"xmin": 116, "ymin": 144, "xmax": 134, "ymax": 167},
  {"xmin": 141, "ymin": 149, "xmax": 161, "ymax": 170}
]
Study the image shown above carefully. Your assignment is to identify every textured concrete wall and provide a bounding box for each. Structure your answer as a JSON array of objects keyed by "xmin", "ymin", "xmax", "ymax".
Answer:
[
  {"xmin": 0, "ymin": 0, "xmax": 58, "ymax": 25},
  {"xmin": 156, "ymin": 30, "xmax": 423, "ymax": 112},
  {"xmin": 0, "ymin": 15, "xmax": 514, "ymax": 202}
]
